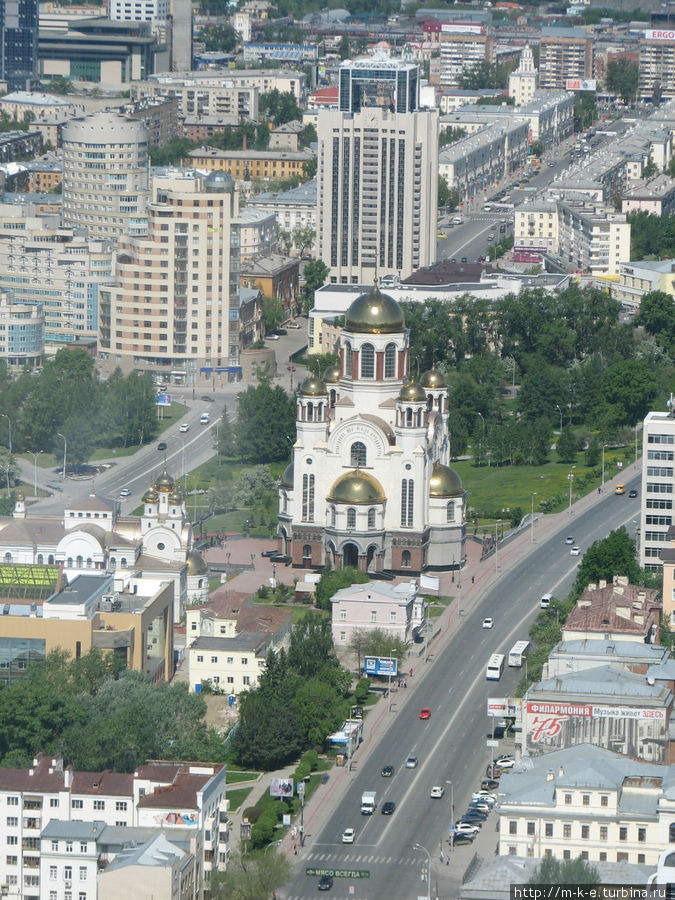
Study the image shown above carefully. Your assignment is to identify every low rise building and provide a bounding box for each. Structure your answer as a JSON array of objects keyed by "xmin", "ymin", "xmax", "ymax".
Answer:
[
  {"xmin": 330, "ymin": 579, "xmax": 425, "ymax": 647},
  {"xmin": 498, "ymin": 744, "xmax": 675, "ymax": 865},
  {"xmin": 508, "ymin": 44, "xmax": 538, "ymax": 108},
  {"xmin": 269, "ymin": 120, "xmax": 305, "ymax": 151},
  {"xmin": 513, "ymin": 199, "xmax": 559, "ymax": 263},
  {"xmin": 436, "ymin": 88, "xmax": 505, "ymax": 114},
  {"xmin": 184, "ymin": 146, "xmax": 315, "ymax": 184},
  {"xmin": 121, "ymin": 95, "xmax": 180, "ymax": 147},
  {"xmin": 661, "ymin": 526, "xmax": 675, "ymax": 628},
  {"xmin": 132, "ymin": 72, "xmax": 259, "ymax": 119},
  {"xmin": 544, "ymin": 639, "xmax": 670, "ymax": 680},
  {"xmin": 187, "ymin": 632, "xmax": 270, "ymax": 694},
  {"xmin": 0, "ymin": 91, "xmax": 79, "ymax": 121},
  {"xmin": 622, "ymin": 173, "xmax": 675, "ymax": 216},
  {"xmin": 557, "ymin": 200, "xmax": 630, "ymax": 276},
  {"xmin": 245, "ymin": 177, "xmax": 317, "ymax": 235},
  {"xmin": 234, "ymin": 207, "xmax": 277, "ymax": 261},
  {"xmin": 180, "ymin": 115, "xmax": 241, "ymax": 141},
  {"xmin": 240, "ymin": 254, "xmax": 299, "ymax": 317},
  {"xmin": 97, "ymin": 831, "xmax": 196, "ymax": 899},
  {"xmin": 612, "ymin": 259, "xmax": 675, "ymax": 311},
  {"xmin": 562, "ymin": 577, "xmax": 661, "ymax": 643},
  {"xmin": 24, "ymin": 153, "xmax": 62, "ymax": 193},
  {"xmin": 0, "ymin": 130, "xmax": 42, "ymax": 162}
]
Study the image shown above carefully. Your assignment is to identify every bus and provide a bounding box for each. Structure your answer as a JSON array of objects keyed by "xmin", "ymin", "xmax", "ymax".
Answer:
[
  {"xmin": 491, "ymin": 202, "xmax": 515, "ymax": 211},
  {"xmin": 508, "ymin": 640, "xmax": 530, "ymax": 668},
  {"xmin": 486, "ymin": 653, "xmax": 505, "ymax": 681}
]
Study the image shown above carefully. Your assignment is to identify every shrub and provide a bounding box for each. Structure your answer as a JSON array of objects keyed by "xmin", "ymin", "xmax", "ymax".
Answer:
[
  {"xmin": 243, "ymin": 805, "xmax": 263, "ymax": 824},
  {"xmin": 354, "ymin": 678, "xmax": 369, "ymax": 704}
]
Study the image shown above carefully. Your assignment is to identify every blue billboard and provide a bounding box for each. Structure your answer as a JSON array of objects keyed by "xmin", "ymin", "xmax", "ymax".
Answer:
[{"xmin": 363, "ymin": 656, "xmax": 397, "ymax": 677}]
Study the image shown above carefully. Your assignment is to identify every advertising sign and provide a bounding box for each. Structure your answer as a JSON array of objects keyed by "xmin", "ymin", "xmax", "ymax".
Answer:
[
  {"xmin": 156, "ymin": 393, "xmax": 172, "ymax": 406},
  {"xmin": 645, "ymin": 29, "xmax": 675, "ymax": 40},
  {"xmin": 487, "ymin": 697, "xmax": 522, "ymax": 717},
  {"xmin": 363, "ymin": 656, "xmax": 398, "ymax": 676},
  {"xmin": 269, "ymin": 777, "xmax": 294, "ymax": 798},
  {"xmin": 441, "ymin": 23, "xmax": 485, "ymax": 34},
  {"xmin": 306, "ymin": 869, "xmax": 370, "ymax": 879},
  {"xmin": 565, "ymin": 78, "xmax": 597, "ymax": 92}
]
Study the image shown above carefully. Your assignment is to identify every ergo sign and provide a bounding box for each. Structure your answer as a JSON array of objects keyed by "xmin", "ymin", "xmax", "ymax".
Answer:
[{"xmin": 645, "ymin": 29, "xmax": 675, "ymax": 40}]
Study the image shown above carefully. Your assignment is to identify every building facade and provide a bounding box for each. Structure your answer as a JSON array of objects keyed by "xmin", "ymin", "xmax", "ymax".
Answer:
[
  {"xmin": 508, "ymin": 44, "xmax": 538, "ymax": 107},
  {"xmin": 439, "ymin": 25, "xmax": 493, "ymax": 89},
  {"xmin": 0, "ymin": 289, "xmax": 43, "ymax": 369},
  {"xmin": 640, "ymin": 408, "xmax": 675, "ymax": 571},
  {"xmin": 331, "ymin": 579, "xmax": 425, "ymax": 646},
  {"xmin": 317, "ymin": 56, "xmax": 438, "ymax": 284},
  {"xmin": 640, "ymin": 31, "xmax": 675, "ymax": 100},
  {"xmin": 0, "ymin": 0, "xmax": 38, "ymax": 91},
  {"xmin": 539, "ymin": 26, "xmax": 594, "ymax": 91},
  {"xmin": 239, "ymin": 254, "xmax": 299, "ymax": 317},
  {"xmin": 278, "ymin": 284, "xmax": 466, "ymax": 572},
  {"xmin": 61, "ymin": 112, "xmax": 150, "ymax": 242},
  {"xmin": 184, "ymin": 146, "xmax": 314, "ymax": 183},
  {"xmin": 98, "ymin": 169, "xmax": 241, "ymax": 379}
]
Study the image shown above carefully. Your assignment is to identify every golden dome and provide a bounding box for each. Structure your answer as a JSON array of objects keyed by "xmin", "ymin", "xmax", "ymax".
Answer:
[
  {"xmin": 429, "ymin": 462, "xmax": 463, "ymax": 497},
  {"xmin": 186, "ymin": 550, "xmax": 208, "ymax": 575},
  {"xmin": 299, "ymin": 375, "xmax": 327, "ymax": 396},
  {"xmin": 155, "ymin": 466, "xmax": 174, "ymax": 492},
  {"xmin": 421, "ymin": 367, "xmax": 447, "ymax": 389},
  {"xmin": 327, "ymin": 470, "xmax": 386, "ymax": 504},
  {"xmin": 323, "ymin": 364, "xmax": 340, "ymax": 384},
  {"xmin": 281, "ymin": 461, "xmax": 294, "ymax": 488},
  {"xmin": 345, "ymin": 283, "xmax": 405, "ymax": 334},
  {"xmin": 168, "ymin": 489, "xmax": 183, "ymax": 505},
  {"xmin": 398, "ymin": 380, "xmax": 427, "ymax": 402},
  {"xmin": 143, "ymin": 489, "xmax": 159, "ymax": 503}
]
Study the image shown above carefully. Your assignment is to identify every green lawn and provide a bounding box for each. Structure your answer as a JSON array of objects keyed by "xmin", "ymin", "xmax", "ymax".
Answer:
[
  {"xmin": 226, "ymin": 787, "xmax": 254, "ymax": 811},
  {"xmin": 227, "ymin": 770, "xmax": 261, "ymax": 784}
]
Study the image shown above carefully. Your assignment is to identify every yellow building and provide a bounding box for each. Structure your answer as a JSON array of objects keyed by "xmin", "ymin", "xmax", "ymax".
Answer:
[
  {"xmin": 184, "ymin": 146, "xmax": 315, "ymax": 182},
  {"xmin": 661, "ymin": 526, "xmax": 675, "ymax": 628}
]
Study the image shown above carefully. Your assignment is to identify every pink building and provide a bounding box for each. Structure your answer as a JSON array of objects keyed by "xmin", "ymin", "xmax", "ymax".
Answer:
[{"xmin": 330, "ymin": 579, "xmax": 426, "ymax": 647}]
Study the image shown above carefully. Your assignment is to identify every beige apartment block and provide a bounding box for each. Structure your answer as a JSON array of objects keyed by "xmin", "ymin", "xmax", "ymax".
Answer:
[{"xmin": 539, "ymin": 26, "xmax": 594, "ymax": 91}]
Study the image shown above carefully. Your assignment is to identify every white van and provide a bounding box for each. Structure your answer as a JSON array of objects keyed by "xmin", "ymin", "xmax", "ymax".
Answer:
[
  {"xmin": 200, "ymin": 413, "xmax": 210, "ymax": 424},
  {"xmin": 540, "ymin": 593, "xmax": 552, "ymax": 609}
]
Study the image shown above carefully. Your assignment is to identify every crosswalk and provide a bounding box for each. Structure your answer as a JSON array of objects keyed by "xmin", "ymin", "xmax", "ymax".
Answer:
[{"xmin": 304, "ymin": 848, "xmax": 422, "ymax": 867}]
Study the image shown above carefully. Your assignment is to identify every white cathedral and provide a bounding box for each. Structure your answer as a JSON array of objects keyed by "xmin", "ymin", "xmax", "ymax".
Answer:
[{"xmin": 278, "ymin": 284, "xmax": 466, "ymax": 573}]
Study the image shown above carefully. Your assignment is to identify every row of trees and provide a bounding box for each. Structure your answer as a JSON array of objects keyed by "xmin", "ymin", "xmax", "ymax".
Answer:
[
  {"xmin": 0, "ymin": 350, "xmax": 158, "ymax": 465},
  {"xmin": 629, "ymin": 210, "xmax": 675, "ymax": 261}
]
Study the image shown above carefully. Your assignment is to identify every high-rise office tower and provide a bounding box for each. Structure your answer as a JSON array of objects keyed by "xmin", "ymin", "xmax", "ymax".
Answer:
[
  {"xmin": 61, "ymin": 112, "xmax": 151, "ymax": 242},
  {"xmin": 0, "ymin": 0, "xmax": 39, "ymax": 91},
  {"xmin": 98, "ymin": 170, "xmax": 241, "ymax": 379},
  {"xmin": 317, "ymin": 55, "xmax": 438, "ymax": 285},
  {"xmin": 169, "ymin": 0, "xmax": 193, "ymax": 72}
]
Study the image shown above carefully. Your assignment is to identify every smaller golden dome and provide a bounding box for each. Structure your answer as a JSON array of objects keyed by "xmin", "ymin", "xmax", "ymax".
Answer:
[
  {"xmin": 398, "ymin": 380, "xmax": 427, "ymax": 402},
  {"xmin": 323, "ymin": 364, "xmax": 340, "ymax": 384},
  {"xmin": 299, "ymin": 375, "xmax": 327, "ymax": 397},
  {"xmin": 155, "ymin": 466, "xmax": 174, "ymax": 492},
  {"xmin": 143, "ymin": 489, "xmax": 159, "ymax": 503},
  {"xmin": 429, "ymin": 462, "xmax": 463, "ymax": 497},
  {"xmin": 281, "ymin": 461, "xmax": 294, "ymax": 488},
  {"xmin": 327, "ymin": 470, "xmax": 386, "ymax": 504},
  {"xmin": 168, "ymin": 489, "xmax": 183, "ymax": 505},
  {"xmin": 421, "ymin": 367, "xmax": 447, "ymax": 389},
  {"xmin": 186, "ymin": 550, "xmax": 208, "ymax": 575}
]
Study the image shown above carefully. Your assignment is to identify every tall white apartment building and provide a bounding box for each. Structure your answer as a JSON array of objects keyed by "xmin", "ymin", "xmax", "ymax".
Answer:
[
  {"xmin": 508, "ymin": 44, "xmax": 538, "ymax": 107},
  {"xmin": 98, "ymin": 169, "xmax": 240, "ymax": 379},
  {"xmin": 61, "ymin": 112, "xmax": 151, "ymax": 242},
  {"xmin": 439, "ymin": 25, "xmax": 493, "ymax": 88},
  {"xmin": 0, "ymin": 206, "xmax": 113, "ymax": 350},
  {"xmin": 317, "ymin": 56, "xmax": 438, "ymax": 284},
  {"xmin": 109, "ymin": 0, "xmax": 169, "ymax": 20},
  {"xmin": 640, "ymin": 407, "xmax": 675, "ymax": 571}
]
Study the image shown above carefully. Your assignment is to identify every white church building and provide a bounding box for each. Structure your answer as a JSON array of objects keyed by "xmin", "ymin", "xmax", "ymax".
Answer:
[{"xmin": 278, "ymin": 283, "xmax": 466, "ymax": 573}]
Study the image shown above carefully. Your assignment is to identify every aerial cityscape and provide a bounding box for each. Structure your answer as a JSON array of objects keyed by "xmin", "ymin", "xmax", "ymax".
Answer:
[{"xmin": 1, "ymin": 0, "xmax": 675, "ymax": 898}]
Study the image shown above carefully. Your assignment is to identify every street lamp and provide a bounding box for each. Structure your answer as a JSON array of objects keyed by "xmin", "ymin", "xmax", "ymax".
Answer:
[
  {"xmin": 29, "ymin": 450, "xmax": 43, "ymax": 498},
  {"xmin": 530, "ymin": 492, "xmax": 537, "ymax": 544},
  {"xmin": 477, "ymin": 412, "xmax": 485, "ymax": 465},
  {"xmin": 57, "ymin": 432, "xmax": 67, "ymax": 482},
  {"xmin": 413, "ymin": 842, "xmax": 432, "ymax": 900},
  {"xmin": 601, "ymin": 444, "xmax": 605, "ymax": 492},
  {"xmin": 446, "ymin": 780, "xmax": 455, "ymax": 850},
  {"xmin": 264, "ymin": 839, "xmax": 282, "ymax": 855},
  {"xmin": 495, "ymin": 519, "xmax": 501, "ymax": 573},
  {"xmin": 568, "ymin": 468, "xmax": 575, "ymax": 515},
  {"xmin": 1, "ymin": 413, "xmax": 11, "ymax": 454},
  {"xmin": 555, "ymin": 404, "xmax": 562, "ymax": 433}
]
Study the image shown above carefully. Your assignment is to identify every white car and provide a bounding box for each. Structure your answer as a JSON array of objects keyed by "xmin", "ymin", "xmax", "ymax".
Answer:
[
  {"xmin": 496, "ymin": 755, "xmax": 515, "ymax": 769},
  {"xmin": 565, "ymin": 536, "xmax": 574, "ymax": 545},
  {"xmin": 119, "ymin": 488, "xmax": 132, "ymax": 498},
  {"xmin": 454, "ymin": 822, "xmax": 480, "ymax": 834},
  {"xmin": 482, "ymin": 617, "xmax": 494, "ymax": 629},
  {"xmin": 405, "ymin": 755, "xmax": 418, "ymax": 769},
  {"xmin": 179, "ymin": 423, "xmax": 189, "ymax": 433},
  {"xmin": 472, "ymin": 791, "xmax": 496, "ymax": 804},
  {"xmin": 267, "ymin": 334, "xmax": 280, "ymax": 341},
  {"xmin": 570, "ymin": 546, "xmax": 580, "ymax": 556},
  {"xmin": 287, "ymin": 321, "xmax": 301, "ymax": 329},
  {"xmin": 342, "ymin": 827, "xmax": 355, "ymax": 844},
  {"xmin": 430, "ymin": 786, "xmax": 445, "ymax": 799}
]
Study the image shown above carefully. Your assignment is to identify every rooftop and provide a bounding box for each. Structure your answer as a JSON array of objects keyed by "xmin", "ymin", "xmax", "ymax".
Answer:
[
  {"xmin": 331, "ymin": 580, "xmax": 418, "ymax": 604},
  {"xmin": 240, "ymin": 253, "xmax": 298, "ymax": 276},
  {"xmin": 188, "ymin": 631, "xmax": 270, "ymax": 652},
  {"xmin": 188, "ymin": 146, "xmax": 314, "ymax": 161},
  {"xmin": 528, "ymin": 662, "xmax": 672, "ymax": 705},
  {"xmin": 624, "ymin": 173, "xmax": 675, "ymax": 199},
  {"xmin": 403, "ymin": 259, "xmax": 498, "ymax": 285},
  {"xmin": 565, "ymin": 577, "xmax": 660, "ymax": 636},
  {"xmin": 42, "ymin": 819, "xmax": 107, "ymax": 840}
]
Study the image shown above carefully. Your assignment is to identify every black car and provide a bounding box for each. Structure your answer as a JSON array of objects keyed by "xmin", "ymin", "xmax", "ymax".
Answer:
[
  {"xmin": 628, "ymin": 489, "xmax": 638, "ymax": 498},
  {"xmin": 461, "ymin": 810, "xmax": 488, "ymax": 822},
  {"xmin": 413, "ymin": 632, "xmax": 424, "ymax": 644},
  {"xmin": 318, "ymin": 874, "xmax": 333, "ymax": 891},
  {"xmin": 157, "ymin": 441, "xmax": 167, "ymax": 451},
  {"xmin": 451, "ymin": 831, "xmax": 476, "ymax": 845},
  {"xmin": 275, "ymin": 328, "xmax": 288, "ymax": 336},
  {"xmin": 261, "ymin": 549, "xmax": 277, "ymax": 558},
  {"xmin": 461, "ymin": 256, "xmax": 468, "ymax": 263},
  {"xmin": 381, "ymin": 801, "xmax": 396, "ymax": 815},
  {"xmin": 200, "ymin": 394, "xmax": 215, "ymax": 402},
  {"xmin": 381, "ymin": 765, "xmax": 394, "ymax": 777},
  {"xmin": 493, "ymin": 725, "xmax": 506, "ymax": 739},
  {"xmin": 482, "ymin": 778, "xmax": 499, "ymax": 790}
]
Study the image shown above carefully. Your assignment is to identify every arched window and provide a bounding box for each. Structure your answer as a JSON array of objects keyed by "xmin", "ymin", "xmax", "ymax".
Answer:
[
  {"xmin": 427, "ymin": 393, "xmax": 433, "ymax": 411},
  {"xmin": 302, "ymin": 473, "xmax": 315, "ymax": 522},
  {"xmin": 368, "ymin": 508, "xmax": 376, "ymax": 529},
  {"xmin": 86, "ymin": 558, "xmax": 92, "ymax": 568},
  {"xmin": 360, "ymin": 343, "xmax": 375, "ymax": 378},
  {"xmin": 121, "ymin": 557, "xmax": 128, "ymax": 568},
  {"xmin": 447, "ymin": 501, "xmax": 455, "ymax": 523},
  {"xmin": 36, "ymin": 554, "xmax": 43, "ymax": 565},
  {"xmin": 76, "ymin": 555, "xmax": 83, "ymax": 568},
  {"xmin": 302, "ymin": 544, "xmax": 312, "ymax": 560},
  {"xmin": 670, "ymin": 824, "xmax": 675, "ymax": 844},
  {"xmin": 282, "ymin": 491, "xmax": 287, "ymax": 513},
  {"xmin": 330, "ymin": 505, "xmax": 336, "ymax": 526},
  {"xmin": 347, "ymin": 508, "xmax": 356, "ymax": 529},
  {"xmin": 384, "ymin": 343, "xmax": 396, "ymax": 378},
  {"xmin": 110, "ymin": 557, "xmax": 116, "ymax": 569},
  {"xmin": 48, "ymin": 554, "xmax": 54, "ymax": 565},
  {"xmin": 3, "ymin": 552, "xmax": 11, "ymax": 563},
  {"xmin": 400, "ymin": 479, "xmax": 414, "ymax": 527},
  {"xmin": 345, "ymin": 342, "xmax": 353, "ymax": 378},
  {"xmin": 350, "ymin": 441, "xmax": 367, "ymax": 468},
  {"xmin": 402, "ymin": 550, "xmax": 411, "ymax": 567},
  {"xmin": 307, "ymin": 402, "xmax": 314, "ymax": 421},
  {"xmin": 67, "ymin": 557, "xmax": 73, "ymax": 568},
  {"xmin": 406, "ymin": 407, "xmax": 413, "ymax": 427}
]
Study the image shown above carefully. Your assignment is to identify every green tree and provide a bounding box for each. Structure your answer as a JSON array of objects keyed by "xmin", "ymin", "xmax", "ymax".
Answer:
[
  {"xmin": 339, "ymin": 34, "xmax": 351, "ymax": 59},
  {"xmin": 196, "ymin": 23, "xmax": 238, "ymax": 52},
  {"xmin": 217, "ymin": 403, "xmax": 237, "ymax": 457},
  {"xmin": 302, "ymin": 157, "xmax": 317, "ymax": 179},
  {"xmin": 438, "ymin": 174, "xmax": 450, "ymax": 209},
  {"xmin": 287, "ymin": 611, "xmax": 339, "ymax": 679},
  {"xmin": 259, "ymin": 89, "xmax": 301, "ymax": 126},
  {"xmin": 604, "ymin": 58, "xmax": 639, "ymax": 103},
  {"xmin": 149, "ymin": 137, "xmax": 198, "ymax": 166},
  {"xmin": 235, "ymin": 376, "xmax": 296, "ymax": 463},
  {"xmin": 573, "ymin": 526, "xmax": 640, "ymax": 600},
  {"xmin": 231, "ymin": 678, "xmax": 302, "ymax": 769},
  {"xmin": 439, "ymin": 127, "xmax": 467, "ymax": 148},
  {"xmin": 643, "ymin": 159, "xmax": 659, "ymax": 178},
  {"xmin": 529, "ymin": 855, "xmax": 599, "ymax": 886},
  {"xmin": 638, "ymin": 290, "xmax": 675, "ymax": 354},
  {"xmin": 207, "ymin": 850, "xmax": 292, "ymax": 900},
  {"xmin": 530, "ymin": 139, "xmax": 544, "ymax": 157},
  {"xmin": 556, "ymin": 426, "xmax": 578, "ymax": 463},
  {"xmin": 262, "ymin": 295, "xmax": 285, "ymax": 334},
  {"xmin": 574, "ymin": 92, "xmax": 597, "ymax": 132},
  {"xmin": 301, "ymin": 258, "xmax": 329, "ymax": 313},
  {"xmin": 361, "ymin": 628, "xmax": 408, "ymax": 667},
  {"xmin": 292, "ymin": 223, "xmax": 316, "ymax": 258},
  {"xmin": 585, "ymin": 434, "xmax": 601, "ymax": 467},
  {"xmin": 314, "ymin": 565, "xmax": 369, "ymax": 612}
]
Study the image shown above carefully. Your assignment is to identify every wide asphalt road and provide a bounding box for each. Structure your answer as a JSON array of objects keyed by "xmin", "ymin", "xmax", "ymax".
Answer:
[{"xmin": 287, "ymin": 475, "xmax": 642, "ymax": 900}]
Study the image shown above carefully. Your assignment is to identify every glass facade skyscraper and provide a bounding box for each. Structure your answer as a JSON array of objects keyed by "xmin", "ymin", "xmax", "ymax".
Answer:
[{"xmin": 0, "ymin": 0, "xmax": 39, "ymax": 91}]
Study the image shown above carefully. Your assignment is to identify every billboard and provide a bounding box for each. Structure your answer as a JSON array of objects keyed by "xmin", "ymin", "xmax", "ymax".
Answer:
[
  {"xmin": 645, "ymin": 29, "xmax": 675, "ymax": 40},
  {"xmin": 487, "ymin": 698, "xmax": 522, "ymax": 717},
  {"xmin": 566, "ymin": 78, "xmax": 597, "ymax": 92},
  {"xmin": 363, "ymin": 656, "xmax": 397, "ymax": 676},
  {"xmin": 156, "ymin": 393, "xmax": 172, "ymax": 406},
  {"xmin": 441, "ymin": 23, "xmax": 485, "ymax": 34},
  {"xmin": 269, "ymin": 777, "xmax": 294, "ymax": 798}
]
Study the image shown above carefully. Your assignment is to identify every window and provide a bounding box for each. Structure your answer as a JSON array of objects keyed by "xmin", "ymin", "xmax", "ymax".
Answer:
[
  {"xmin": 351, "ymin": 441, "xmax": 367, "ymax": 467},
  {"xmin": 5, "ymin": 856, "xmax": 17, "ymax": 865},
  {"xmin": 340, "ymin": 631, "xmax": 346, "ymax": 641},
  {"xmin": 50, "ymin": 799, "xmax": 59, "ymax": 808},
  {"xmin": 7, "ymin": 797, "xmax": 17, "ymax": 806},
  {"xmin": 400, "ymin": 479, "xmax": 414, "ymax": 527},
  {"xmin": 600, "ymin": 795, "xmax": 608, "ymax": 807},
  {"xmin": 390, "ymin": 610, "xmax": 396, "ymax": 623},
  {"xmin": 599, "ymin": 852, "xmax": 607, "ymax": 862},
  {"xmin": 527, "ymin": 822, "xmax": 535, "ymax": 836},
  {"xmin": 302, "ymin": 473, "xmax": 315, "ymax": 521},
  {"xmin": 509, "ymin": 821, "xmax": 517, "ymax": 835},
  {"xmin": 6, "ymin": 836, "xmax": 16, "ymax": 845},
  {"xmin": 581, "ymin": 825, "xmax": 589, "ymax": 839},
  {"xmin": 638, "ymin": 854, "xmax": 645, "ymax": 864},
  {"xmin": 303, "ymin": 544, "xmax": 312, "ymax": 560},
  {"xmin": 50, "ymin": 893, "xmax": 57, "ymax": 900},
  {"xmin": 368, "ymin": 508, "xmax": 376, "ymax": 529},
  {"xmin": 66, "ymin": 841, "xmax": 73, "ymax": 853},
  {"xmin": 563, "ymin": 824, "xmax": 571, "ymax": 839},
  {"xmin": 340, "ymin": 610, "xmax": 346, "ymax": 621},
  {"xmin": 243, "ymin": 676, "xmax": 251, "ymax": 686},
  {"xmin": 447, "ymin": 501, "xmax": 454, "ymax": 523},
  {"xmin": 371, "ymin": 611, "xmax": 377, "ymax": 623},
  {"xmin": 51, "ymin": 840, "xmax": 57, "ymax": 851},
  {"xmin": 64, "ymin": 866, "xmax": 72, "ymax": 880},
  {"xmin": 360, "ymin": 343, "xmax": 375, "ymax": 378},
  {"xmin": 582, "ymin": 794, "xmax": 589, "ymax": 806},
  {"xmin": 617, "ymin": 852, "xmax": 628, "ymax": 862},
  {"xmin": 241, "ymin": 658, "xmax": 248, "ymax": 665},
  {"xmin": 600, "ymin": 826, "xmax": 608, "ymax": 841},
  {"xmin": 638, "ymin": 827, "xmax": 646, "ymax": 842},
  {"xmin": 670, "ymin": 823, "xmax": 675, "ymax": 842},
  {"xmin": 50, "ymin": 867, "xmax": 57, "ymax": 880},
  {"xmin": 72, "ymin": 800, "xmax": 83, "ymax": 810},
  {"xmin": 619, "ymin": 827, "xmax": 627, "ymax": 841},
  {"xmin": 345, "ymin": 342, "xmax": 353, "ymax": 377},
  {"xmin": 545, "ymin": 823, "xmax": 553, "ymax": 837},
  {"xmin": 80, "ymin": 843, "xmax": 87, "ymax": 853},
  {"xmin": 563, "ymin": 850, "xmax": 570, "ymax": 860},
  {"xmin": 384, "ymin": 343, "xmax": 396, "ymax": 378},
  {"xmin": 347, "ymin": 508, "xmax": 356, "ymax": 528},
  {"xmin": 564, "ymin": 794, "xmax": 572, "ymax": 805},
  {"xmin": 79, "ymin": 867, "xmax": 87, "ymax": 880},
  {"xmin": 330, "ymin": 505, "xmax": 336, "ymax": 526},
  {"xmin": 402, "ymin": 550, "xmax": 411, "ymax": 567},
  {"xmin": 6, "ymin": 817, "xmax": 17, "ymax": 828},
  {"xmin": 115, "ymin": 801, "xmax": 128, "ymax": 811}
]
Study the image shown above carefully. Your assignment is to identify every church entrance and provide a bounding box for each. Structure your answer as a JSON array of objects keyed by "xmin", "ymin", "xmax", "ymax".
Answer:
[
  {"xmin": 366, "ymin": 545, "xmax": 378, "ymax": 572},
  {"xmin": 342, "ymin": 542, "xmax": 359, "ymax": 568}
]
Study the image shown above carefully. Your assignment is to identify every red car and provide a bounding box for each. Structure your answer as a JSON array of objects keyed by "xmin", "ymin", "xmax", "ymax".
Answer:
[{"xmin": 419, "ymin": 707, "xmax": 431, "ymax": 720}]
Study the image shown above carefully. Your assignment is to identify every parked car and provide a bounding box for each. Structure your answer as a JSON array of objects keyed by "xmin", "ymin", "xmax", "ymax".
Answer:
[
  {"xmin": 275, "ymin": 328, "xmax": 288, "ymax": 336},
  {"xmin": 261, "ymin": 549, "xmax": 277, "ymax": 557},
  {"xmin": 381, "ymin": 801, "xmax": 396, "ymax": 815},
  {"xmin": 461, "ymin": 256, "xmax": 468, "ymax": 263},
  {"xmin": 200, "ymin": 395, "xmax": 215, "ymax": 402},
  {"xmin": 472, "ymin": 791, "xmax": 496, "ymax": 805},
  {"xmin": 454, "ymin": 822, "xmax": 480, "ymax": 835},
  {"xmin": 482, "ymin": 778, "xmax": 499, "ymax": 791},
  {"xmin": 451, "ymin": 831, "xmax": 476, "ymax": 845},
  {"xmin": 468, "ymin": 801, "xmax": 491, "ymax": 813},
  {"xmin": 461, "ymin": 810, "xmax": 488, "ymax": 823},
  {"xmin": 267, "ymin": 334, "xmax": 280, "ymax": 341},
  {"xmin": 287, "ymin": 321, "xmax": 301, "ymax": 329},
  {"xmin": 496, "ymin": 755, "xmax": 515, "ymax": 769}
]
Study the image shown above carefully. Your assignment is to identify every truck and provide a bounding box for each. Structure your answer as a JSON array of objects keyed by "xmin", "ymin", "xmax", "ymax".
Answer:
[{"xmin": 361, "ymin": 791, "xmax": 377, "ymax": 815}]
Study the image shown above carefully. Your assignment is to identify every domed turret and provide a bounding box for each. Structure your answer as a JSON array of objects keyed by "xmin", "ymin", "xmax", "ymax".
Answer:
[
  {"xmin": 299, "ymin": 375, "xmax": 327, "ymax": 396},
  {"xmin": 154, "ymin": 466, "xmax": 174, "ymax": 492},
  {"xmin": 186, "ymin": 550, "xmax": 208, "ymax": 575},
  {"xmin": 345, "ymin": 282, "xmax": 405, "ymax": 334},
  {"xmin": 429, "ymin": 462, "xmax": 463, "ymax": 497},
  {"xmin": 204, "ymin": 170, "xmax": 234, "ymax": 192},
  {"xmin": 323, "ymin": 363, "xmax": 340, "ymax": 384},
  {"xmin": 168, "ymin": 488, "xmax": 183, "ymax": 505},
  {"xmin": 143, "ymin": 488, "xmax": 159, "ymax": 503},
  {"xmin": 398, "ymin": 380, "xmax": 427, "ymax": 402},
  {"xmin": 327, "ymin": 470, "xmax": 386, "ymax": 504},
  {"xmin": 281, "ymin": 461, "xmax": 294, "ymax": 488},
  {"xmin": 421, "ymin": 367, "xmax": 447, "ymax": 389}
]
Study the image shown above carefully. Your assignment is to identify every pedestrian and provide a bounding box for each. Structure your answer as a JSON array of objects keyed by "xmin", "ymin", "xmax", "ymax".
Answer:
[
  {"xmin": 404, "ymin": 680, "xmax": 407, "ymax": 688},
  {"xmin": 409, "ymin": 667, "xmax": 413, "ymax": 677},
  {"xmin": 293, "ymin": 843, "xmax": 297, "ymax": 855},
  {"xmin": 471, "ymin": 575, "xmax": 475, "ymax": 584},
  {"xmin": 597, "ymin": 486, "xmax": 601, "ymax": 494}
]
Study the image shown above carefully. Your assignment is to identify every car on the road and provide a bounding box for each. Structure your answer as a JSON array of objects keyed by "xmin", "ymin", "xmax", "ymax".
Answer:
[
  {"xmin": 570, "ymin": 546, "xmax": 580, "ymax": 556},
  {"xmin": 482, "ymin": 617, "xmax": 494, "ymax": 629},
  {"xmin": 615, "ymin": 483, "xmax": 625, "ymax": 495},
  {"xmin": 275, "ymin": 328, "xmax": 288, "ymax": 336},
  {"xmin": 565, "ymin": 536, "xmax": 574, "ymax": 544},
  {"xmin": 157, "ymin": 441, "xmax": 167, "ymax": 451},
  {"xmin": 437, "ymin": 232, "xmax": 448, "ymax": 239},
  {"xmin": 342, "ymin": 828, "xmax": 355, "ymax": 844},
  {"xmin": 381, "ymin": 801, "xmax": 396, "ymax": 815},
  {"xmin": 430, "ymin": 786, "xmax": 445, "ymax": 799},
  {"xmin": 405, "ymin": 755, "xmax": 418, "ymax": 769},
  {"xmin": 487, "ymin": 234, "xmax": 495, "ymax": 241},
  {"xmin": 119, "ymin": 488, "xmax": 132, "ymax": 498},
  {"xmin": 318, "ymin": 874, "xmax": 333, "ymax": 891},
  {"xmin": 461, "ymin": 256, "xmax": 468, "ymax": 263},
  {"xmin": 490, "ymin": 222, "xmax": 497, "ymax": 230},
  {"xmin": 287, "ymin": 321, "xmax": 301, "ymax": 329},
  {"xmin": 454, "ymin": 822, "xmax": 480, "ymax": 834},
  {"xmin": 419, "ymin": 707, "xmax": 431, "ymax": 720},
  {"xmin": 381, "ymin": 765, "xmax": 394, "ymax": 777},
  {"xmin": 451, "ymin": 257, "xmax": 457, "ymax": 263},
  {"xmin": 179, "ymin": 423, "xmax": 189, "ymax": 433},
  {"xmin": 200, "ymin": 395, "xmax": 215, "ymax": 402},
  {"xmin": 267, "ymin": 334, "xmax": 280, "ymax": 341},
  {"xmin": 629, "ymin": 489, "xmax": 638, "ymax": 498}
]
